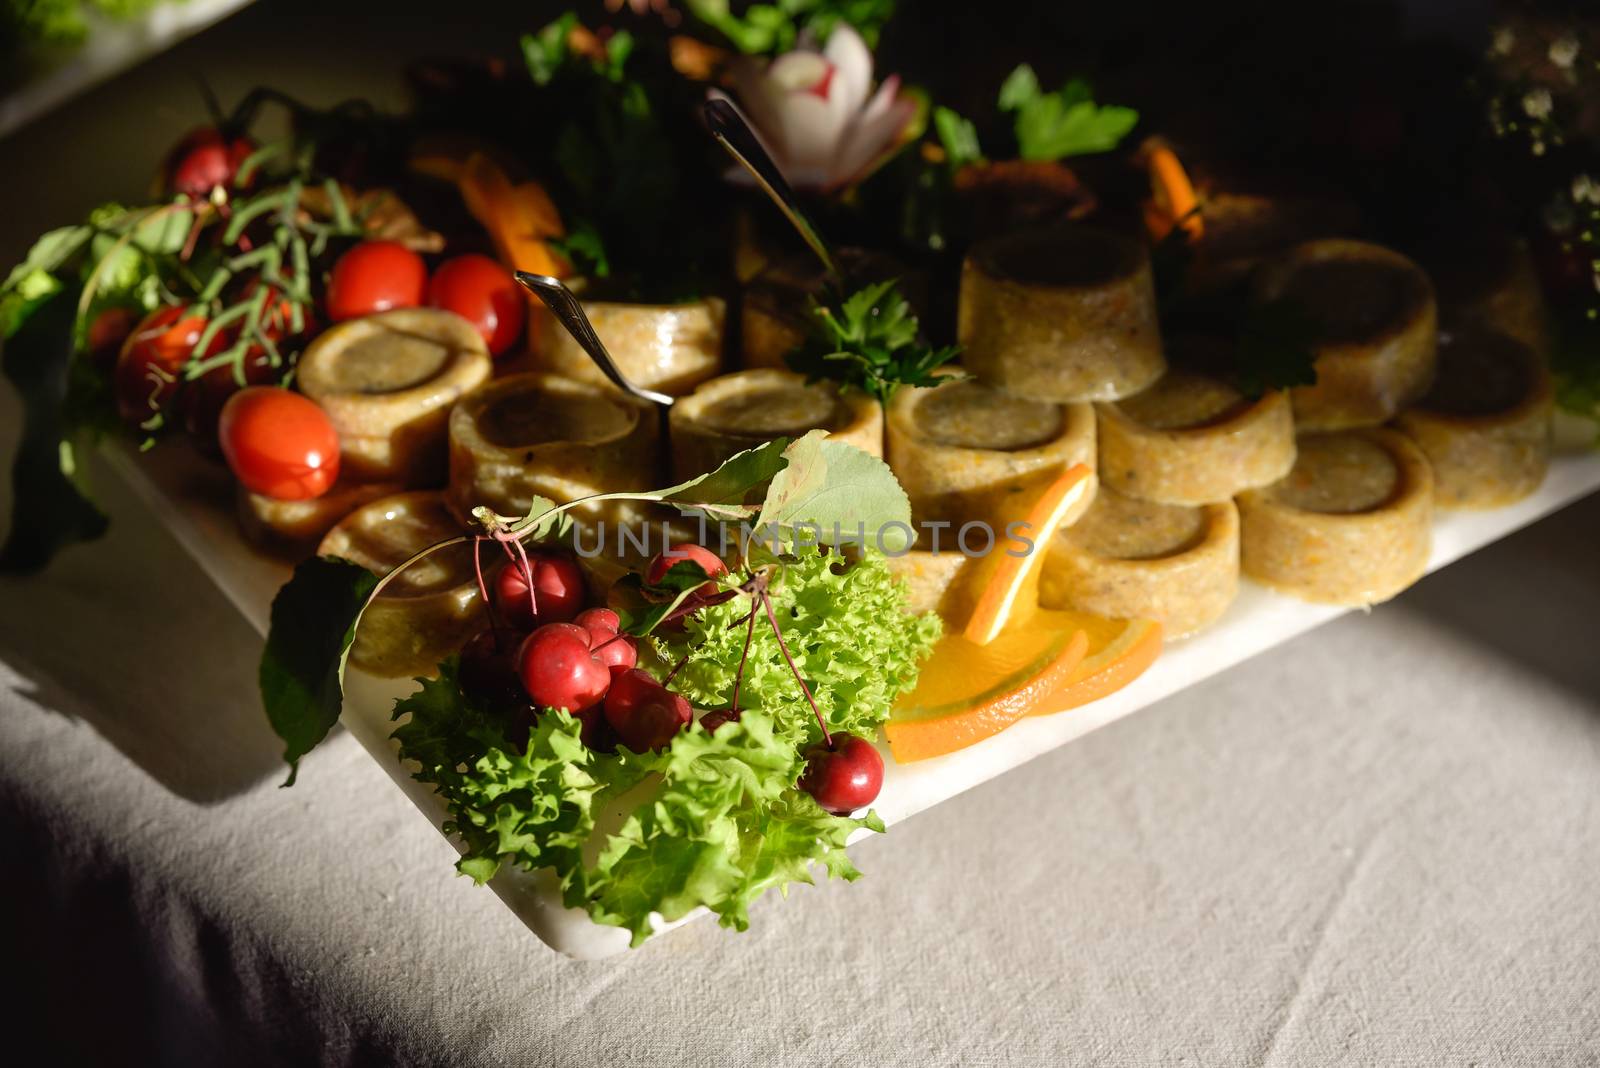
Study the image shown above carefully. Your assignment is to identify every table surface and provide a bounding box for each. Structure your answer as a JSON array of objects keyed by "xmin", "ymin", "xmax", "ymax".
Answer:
[{"xmin": 2, "ymin": 6, "xmax": 1599, "ymax": 1066}]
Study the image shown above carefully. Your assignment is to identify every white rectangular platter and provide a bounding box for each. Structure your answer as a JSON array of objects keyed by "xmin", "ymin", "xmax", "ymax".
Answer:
[{"xmin": 102, "ymin": 422, "xmax": 1600, "ymax": 958}]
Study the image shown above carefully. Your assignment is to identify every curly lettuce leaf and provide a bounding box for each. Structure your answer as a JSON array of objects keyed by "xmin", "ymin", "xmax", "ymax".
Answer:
[
  {"xmin": 392, "ymin": 663, "xmax": 880, "ymax": 946},
  {"xmin": 667, "ymin": 546, "xmax": 941, "ymax": 745}
]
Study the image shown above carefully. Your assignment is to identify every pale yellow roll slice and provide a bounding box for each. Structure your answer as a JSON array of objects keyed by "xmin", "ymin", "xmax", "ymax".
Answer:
[
  {"xmin": 1097, "ymin": 370, "xmax": 1294, "ymax": 505},
  {"xmin": 537, "ymin": 294, "xmax": 726, "ymax": 396},
  {"xmin": 668, "ymin": 370, "xmax": 882, "ymax": 481},
  {"xmin": 1253, "ymin": 239, "xmax": 1437, "ymax": 430},
  {"xmin": 1237, "ymin": 428, "xmax": 1433, "ymax": 606},
  {"xmin": 238, "ymin": 477, "xmax": 402, "ymax": 556},
  {"xmin": 296, "ymin": 308, "xmax": 492, "ymax": 482},
  {"xmin": 1394, "ymin": 330, "xmax": 1552, "ymax": 509},
  {"xmin": 318, "ymin": 491, "xmax": 482, "ymax": 678},
  {"xmin": 957, "ymin": 226, "xmax": 1165, "ymax": 402},
  {"xmin": 886, "ymin": 375, "xmax": 1096, "ymax": 536},
  {"xmin": 447, "ymin": 372, "xmax": 658, "ymax": 527},
  {"xmin": 1041, "ymin": 487, "xmax": 1238, "ymax": 639}
]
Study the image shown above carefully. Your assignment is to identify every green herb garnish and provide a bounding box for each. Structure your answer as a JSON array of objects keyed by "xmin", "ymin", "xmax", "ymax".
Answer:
[
  {"xmin": 685, "ymin": 0, "xmax": 897, "ymax": 55},
  {"xmin": 997, "ymin": 64, "xmax": 1139, "ymax": 162},
  {"xmin": 788, "ymin": 279, "xmax": 961, "ymax": 405},
  {"xmin": 1234, "ymin": 297, "xmax": 1320, "ymax": 397}
]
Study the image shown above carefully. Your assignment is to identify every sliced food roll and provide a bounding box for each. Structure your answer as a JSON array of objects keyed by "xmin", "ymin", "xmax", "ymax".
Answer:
[
  {"xmin": 1253, "ymin": 239, "xmax": 1437, "ymax": 430},
  {"xmin": 886, "ymin": 375, "xmax": 1096, "ymax": 536},
  {"xmin": 318, "ymin": 491, "xmax": 483, "ymax": 678},
  {"xmin": 1395, "ymin": 329, "xmax": 1552, "ymax": 509},
  {"xmin": 537, "ymin": 293, "xmax": 726, "ymax": 396},
  {"xmin": 1041, "ymin": 487, "xmax": 1239, "ymax": 639},
  {"xmin": 1237, "ymin": 428, "xmax": 1432, "ymax": 605},
  {"xmin": 1422, "ymin": 230, "xmax": 1547, "ymax": 354},
  {"xmin": 447, "ymin": 372, "xmax": 658, "ymax": 526},
  {"xmin": 237, "ymin": 477, "xmax": 402, "ymax": 557},
  {"xmin": 1096, "ymin": 370, "xmax": 1294, "ymax": 505},
  {"xmin": 957, "ymin": 226, "xmax": 1165, "ymax": 402},
  {"xmin": 296, "ymin": 307, "xmax": 492, "ymax": 483},
  {"xmin": 668, "ymin": 370, "xmax": 882, "ymax": 481}
]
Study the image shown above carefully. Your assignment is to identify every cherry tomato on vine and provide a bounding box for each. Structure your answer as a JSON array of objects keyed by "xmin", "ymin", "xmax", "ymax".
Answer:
[
  {"xmin": 325, "ymin": 240, "xmax": 427, "ymax": 322},
  {"xmin": 218, "ymin": 387, "xmax": 341, "ymax": 500},
  {"xmin": 427, "ymin": 254, "xmax": 526, "ymax": 356},
  {"xmin": 114, "ymin": 306, "xmax": 229, "ymax": 426}
]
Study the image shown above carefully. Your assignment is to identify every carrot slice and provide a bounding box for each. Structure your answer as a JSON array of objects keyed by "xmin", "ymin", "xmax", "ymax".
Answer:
[{"xmin": 1145, "ymin": 143, "xmax": 1203, "ymax": 242}]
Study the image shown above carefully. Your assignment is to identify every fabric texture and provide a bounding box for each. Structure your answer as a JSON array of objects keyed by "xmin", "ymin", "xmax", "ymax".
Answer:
[{"xmin": 2, "ymin": 5, "xmax": 1599, "ymax": 1065}]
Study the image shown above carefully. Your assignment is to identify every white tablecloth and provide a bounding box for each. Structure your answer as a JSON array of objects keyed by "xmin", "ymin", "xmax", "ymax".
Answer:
[{"xmin": 2, "ymin": 6, "xmax": 1599, "ymax": 1065}]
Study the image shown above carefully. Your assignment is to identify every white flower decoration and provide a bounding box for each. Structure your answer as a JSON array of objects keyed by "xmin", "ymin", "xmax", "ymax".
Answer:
[{"xmin": 713, "ymin": 24, "xmax": 916, "ymax": 192}]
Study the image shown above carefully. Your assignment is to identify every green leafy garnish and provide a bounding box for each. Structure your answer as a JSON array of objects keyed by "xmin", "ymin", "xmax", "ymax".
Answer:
[
  {"xmin": 392, "ymin": 661, "xmax": 887, "ymax": 946},
  {"xmin": 997, "ymin": 65, "xmax": 1139, "ymax": 162},
  {"xmin": 685, "ymin": 0, "xmax": 898, "ymax": 55},
  {"xmin": 666, "ymin": 545, "xmax": 940, "ymax": 746},
  {"xmin": 259, "ymin": 557, "xmax": 380, "ymax": 784},
  {"xmin": 1235, "ymin": 297, "xmax": 1320, "ymax": 397},
  {"xmin": 787, "ymin": 279, "xmax": 961, "ymax": 404}
]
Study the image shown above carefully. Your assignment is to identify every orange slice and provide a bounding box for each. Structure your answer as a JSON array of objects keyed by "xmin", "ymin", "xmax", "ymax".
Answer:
[
  {"xmin": 886, "ymin": 609, "xmax": 1089, "ymax": 763},
  {"xmin": 1030, "ymin": 616, "xmax": 1162, "ymax": 717},
  {"xmin": 1144, "ymin": 141, "xmax": 1203, "ymax": 242},
  {"xmin": 962, "ymin": 464, "xmax": 1094, "ymax": 647}
]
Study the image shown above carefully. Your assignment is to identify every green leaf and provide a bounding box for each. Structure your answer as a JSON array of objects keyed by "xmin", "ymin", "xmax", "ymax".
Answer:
[
  {"xmin": 1235, "ymin": 298, "xmax": 1320, "ymax": 397},
  {"xmin": 0, "ymin": 286, "xmax": 109, "ymax": 573},
  {"xmin": 259, "ymin": 556, "xmax": 380, "ymax": 784},
  {"xmin": 653, "ymin": 436, "xmax": 793, "ymax": 522},
  {"xmin": 521, "ymin": 12, "xmax": 579, "ymax": 86},
  {"xmin": 933, "ymin": 106, "xmax": 984, "ymax": 169},
  {"xmin": 756, "ymin": 431, "xmax": 914, "ymax": 552},
  {"xmin": 998, "ymin": 63, "xmax": 1042, "ymax": 111},
  {"xmin": 789, "ymin": 278, "xmax": 960, "ymax": 403},
  {"xmin": 998, "ymin": 66, "xmax": 1139, "ymax": 161},
  {"xmin": 0, "ymin": 225, "xmax": 91, "ymax": 301}
]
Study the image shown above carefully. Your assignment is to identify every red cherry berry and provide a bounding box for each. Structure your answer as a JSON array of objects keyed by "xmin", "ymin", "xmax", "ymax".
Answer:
[
  {"xmin": 494, "ymin": 553, "xmax": 586, "ymax": 630},
  {"xmin": 574, "ymin": 703, "xmax": 617, "ymax": 751},
  {"xmin": 603, "ymin": 667, "xmax": 692, "ymax": 752},
  {"xmin": 799, "ymin": 733, "xmax": 884, "ymax": 815},
  {"xmin": 698, "ymin": 708, "xmax": 742, "ymax": 734},
  {"xmin": 114, "ymin": 306, "xmax": 231, "ymax": 425},
  {"xmin": 645, "ymin": 542, "xmax": 728, "ymax": 594},
  {"xmin": 458, "ymin": 629, "xmax": 529, "ymax": 715},
  {"xmin": 518, "ymin": 622, "xmax": 611, "ymax": 712},
  {"xmin": 575, "ymin": 607, "xmax": 636, "ymax": 670},
  {"xmin": 165, "ymin": 127, "xmax": 254, "ymax": 198}
]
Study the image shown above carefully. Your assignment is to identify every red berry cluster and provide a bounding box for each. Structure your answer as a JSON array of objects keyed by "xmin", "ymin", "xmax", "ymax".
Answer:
[{"xmin": 459, "ymin": 541, "xmax": 884, "ymax": 815}]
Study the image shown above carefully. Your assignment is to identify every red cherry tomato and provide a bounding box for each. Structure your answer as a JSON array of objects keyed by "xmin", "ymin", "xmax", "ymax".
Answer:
[
  {"xmin": 183, "ymin": 347, "xmax": 278, "ymax": 454},
  {"xmin": 218, "ymin": 387, "xmax": 341, "ymax": 500},
  {"xmin": 114, "ymin": 306, "xmax": 228, "ymax": 426},
  {"xmin": 325, "ymin": 241, "xmax": 427, "ymax": 322},
  {"xmin": 426, "ymin": 254, "xmax": 526, "ymax": 356}
]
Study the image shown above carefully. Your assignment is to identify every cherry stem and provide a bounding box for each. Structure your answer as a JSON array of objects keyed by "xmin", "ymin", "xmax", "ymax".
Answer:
[
  {"xmin": 730, "ymin": 594, "xmax": 759, "ymax": 713},
  {"xmin": 494, "ymin": 527, "xmax": 539, "ymax": 624},
  {"xmin": 759, "ymin": 587, "xmax": 830, "ymax": 749},
  {"xmin": 471, "ymin": 535, "xmax": 494, "ymax": 631}
]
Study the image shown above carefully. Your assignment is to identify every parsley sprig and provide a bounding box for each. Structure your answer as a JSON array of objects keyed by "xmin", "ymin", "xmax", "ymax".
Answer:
[
  {"xmin": 788, "ymin": 279, "xmax": 961, "ymax": 404},
  {"xmin": 932, "ymin": 64, "xmax": 1139, "ymax": 168}
]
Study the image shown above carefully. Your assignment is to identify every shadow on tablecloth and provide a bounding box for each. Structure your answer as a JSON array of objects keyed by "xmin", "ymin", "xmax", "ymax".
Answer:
[{"xmin": 1392, "ymin": 492, "xmax": 1600, "ymax": 712}]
